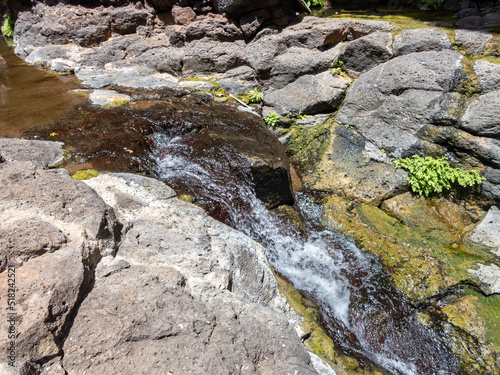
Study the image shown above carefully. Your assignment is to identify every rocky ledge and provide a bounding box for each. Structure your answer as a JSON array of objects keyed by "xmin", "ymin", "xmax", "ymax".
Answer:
[{"xmin": 0, "ymin": 138, "xmax": 327, "ymax": 374}]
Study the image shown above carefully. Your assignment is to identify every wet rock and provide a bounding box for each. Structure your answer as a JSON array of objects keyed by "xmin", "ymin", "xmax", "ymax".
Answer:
[
  {"xmin": 89, "ymin": 89, "xmax": 133, "ymax": 107},
  {"xmin": 240, "ymin": 9, "xmax": 270, "ymax": 37},
  {"xmin": 455, "ymin": 29, "xmax": 492, "ymax": 55},
  {"xmin": 264, "ymin": 71, "xmax": 350, "ymax": 116},
  {"xmin": 469, "ymin": 263, "xmax": 500, "ymax": 295},
  {"xmin": 441, "ymin": 296, "xmax": 486, "ymax": 340},
  {"xmin": 184, "ymin": 38, "xmax": 246, "ymax": 73},
  {"xmin": 213, "ymin": 0, "xmax": 280, "ymax": 14},
  {"xmin": 25, "ymin": 45, "xmax": 82, "ymax": 68},
  {"xmin": 172, "ymin": 5, "xmax": 197, "ymax": 25},
  {"xmin": 338, "ymin": 31, "xmax": 393, "ymax": 74},
  {"xmin": 304, "ymin": 126, "xmax": 408, "ymax": 204},
  {"xmin": 474, "ymin": 60, "xmax": 500, "ymax": 93},
  {"xmin": 269, "ymin": 47, "xmax": 334, "ymax": 89},
  {"xmin": 469, "ymin": 205, "xmax": 500, "ymax": 255},
  {"xmin": 484, "ymin": 13, "xmax": 500, "ymax": 27},
  {"xmin": 393, "ymin": 28, "xmax": 451, "ymax": 56},
  {"xmin": 460, "ymin": 90, "xmax": 500, "ymax": 137},
  {"xmin": 0, "ymin": 138, "xmax": 64, "ymax": 167},
  {"xmin": 445, "ymin": 128, "xmax": 500, "ymax": 168},
  {"xmin": 454, "ymin": 8, "xmax": 481, "ymax": 18},
  {"xmin": 337, "ymin": 50, "xmax": 465, "ymax": 158}
]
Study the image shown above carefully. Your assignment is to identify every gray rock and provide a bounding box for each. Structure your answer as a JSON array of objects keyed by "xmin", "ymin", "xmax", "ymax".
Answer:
[
  {"xmin": 219, "ymin": 77, "xmax": 258, "ymax": 94},
  {"xmin": 264, "ymin": 71, "xmax": 350, "ymax": 115},
  {"xmin": 184, "ymin": 38, "xmax": 246, "ymax": 73},
  {"xmin": 25, "ymin": 45, "xmax": 82, "ymax": 68},
  {"xmin": 468, "ymin": 263, "xmax": 500, "ymax": 295},
  {"xmin": 484, "ymin": 13, "xmax": 500, "ymax": 27},
  {"xmin": 469, "ymin": 206, "xmax": 500, "ymax": 254},
  {"xmin": 393, "ymin": 28, "xmax": 451, "ymax": 56},
  {"xmin": 346, "ymin": 19, "xmax": 394, "ymax": 39},
  {"xmin": 0, "ymin": 138, "xmax": 64, "ymax": 167},
  {"xmin": 338, "ymin": 31, "xmax": 393, "ymax": 74},
  {"xmin": 149, "ymin": 0, "xmax": 177, "ymax": 11},
  {"xmin": 474, "ymin": 60, "xmax": 500, "ymax": 93},
  {"xmin": 172, "ymin": 5, "xmax": 197, "ymax": 25},
  {"xmin": 455, "ymin": 29, "xmax": 492, "ymax": 55},
  {"xmin": 446, "ymin": 128, "xmax": 500, "ymax": 167},
  {"xmin": 245, "ymin": 32, "xmax": 287, "ymax": 74},
  {"xmin": 214, "ymin": 0, "xmax": 280, "ymax": 14},
  {"xmin": 89, "ymin": 90, "xmax": 133, "ymax": 107},
  {"xmin": 240, "ymin": 9, "xmax": 270, "ymax": 37},
  {"xmin": 282, "ymin": 17, "xmax": 347, "ymax": 49},
  {"xmin": 482, "ymin": 167, "xmax": 500, "ymax": 201},
  {"xmin": 133, "ymin": 47, "xmax": 184, "ymax": 74},
  {"xmin": 269, "ymin": 47, "xmax": 334, "ymax": 89},
  {"xmin": 111, "ymin": 4, "xmax": 152, "ymax": 34},
  {"xmin": 224, "ymin": 65, "xmax": 257, "ymax": 80},
  {"xmin": 337, "ymin": 50, "xmax": 465, "ymax": 157},
  {"xmin": 179, "ymin": 80, "xmax": 217, "ymax": 90},
  {"xmin": 460, "ymin": 90, "xmax": 500, "ymax": 137},
  {"xmin": 454, "ymin": 8, "xmax": 481, "ymax": 18},
  {"xmin": 50, "ymin": 58, "xmax": 75, "ymax": 73},
  {"xmin": 456, "ymin": 15, "xmax": 485, "ymax": 29},
  {"xmin": 303, "ymin": 126, "xmax": 408, "ymax": 204},
  {"xmin": 186, "ymin": 14, "xmax": 243, "ymax": 42}
]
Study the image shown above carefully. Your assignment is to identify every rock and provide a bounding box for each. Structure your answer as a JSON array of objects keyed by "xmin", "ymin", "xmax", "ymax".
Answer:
[
  {"xmin": 213, "ymin": 0, "xmax": 280, "ymax": 14},
  {"xmin": 171, "ymin": 5, "xmax": 196, "ymax": 25},
  {"xmin": 179, "ymin": 80, "xmax": 217, "ymax": 90},
  {"xmin": 186, "ymin": 14, "xmax": 243, "ymax": 42},
  {"xmin": 338, "ymin": 31, "xmax": 393, "ymax": 74},
  {"xmin": 455, "ymin": 29, "xmax": 492, "ymax": 55},
  {"xmin": 460, "ymin": 90, "xmax": 500, "ymax": 137},
  {"xmin": 149, "ymin": 0, "xmax": 177, "ymax": 11},
  {"xmin": 474, "ymin": 60, "xmax": 500, "ymax": 93},
  {"xmin": 304, "ymin": 126, "xmax": 408, "ymax": 204},
  {"xmin": 454, "ymin": 8, "xmax": 481, "ymax": 18},
  {"xmin": 224, "ymin": 65, "xmax": 257, "ymax": 80},
  {"xmin": 346, "ymin": 19, "xmax": 394, "ymax": 39},
  {"xmin": 165, "ymin": 24, "xmax": 187, "ymax": 47},
  {"xmin": 245, "ymin": 32, "xmax": 287, "ymax": 74},
  {"xmin": 89, "ymin": 89, "xmax": 133, "ymax": 107},
  {"xmin": 282, "ymin": 17, "xmax": 347, "ymax": 49},
  {"xmin": 456, "ymin": 15, "xmax": 485, "ymax": 29},
  {"xmin": 269, "ymin": 47, "xmax": 334, "ymax": 89},
  {"xmin": 482, "ymin": 167, "xmax": 500, "ymax": 201},
  {"xmin": 219, "ymin": 77, "xmax": 258, "ymax": 94},
  {"xmin": 445, "ymin": 128, "xmax": 500, "ymax": 168},
  {"xmin": 393, "ymin": 28, "xmax": 451, "ymax": 56},
  {"xmin": 50, "ymin": 58, "xmax": 75, "ymax": 73},
  {"xmin": 336, "ymin": 50, "xmax": 465, "ymax": 157},
  {"xmin": 133, "ymin": 47, "xmax": 184, "ymax": 74},
  {"xmin": 184, "ymin": 38, "xmax": 246, "ymax": 73},
  {"xmin": 240, "ymin": 9, "xmax": 270, "ymax": 37},
  {"xmin": 468, "ymin": 263, "xmax": 500, "ymax": 295},
  {"xmin": 57, "ymin": 172, "xmax": 319, "ymax": 374},
  {"xmin": 269, "ymin": 6, "xmax": 290, "ymax": 26},
  {"xmin": 111, "ymin": 4, "xmax": 152, "ymax": 34},
  {"xmin": 264, "ymin": 71, "xmax": 350, "ymax": 116},
  {"xmin": 0, "ymin": 138, "xmax": 64, "ymax": 167},
  {"xmin": 469, "ymin": 206, "xmax": 500, "ymax": 255},
  {"xmin": 484, "ymin": 13, "xmax": 500, "ymax": 27},
  {"xmin": 25, "ymin": 45, "xmax": 82, "ymax": 69}
]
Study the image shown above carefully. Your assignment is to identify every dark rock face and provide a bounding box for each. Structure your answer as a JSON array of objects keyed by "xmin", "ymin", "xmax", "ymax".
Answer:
[
  {"xmin": 213, "ymin": 0, "xmax": 280, "ymax": 14},
  {"xmin": 184, "ymin": 38, "xmax": 246, "ymax": 73},
  {"xmin": 393, "ymin": 28, "xmax": 451, "ymax": 56},
  {"xmin": 240, "ymin": 8, "xmax": 270, "ymax": 37},
  {"xmin": 338, "ymin": 31, "xmax": 393, "ymax": 74},
  {"xmin": 337, "ymin": 50, "xmax": 465, "ymax": 158}
]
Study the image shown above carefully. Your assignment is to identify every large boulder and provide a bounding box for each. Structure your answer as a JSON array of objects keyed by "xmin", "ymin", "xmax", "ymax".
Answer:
[
  {"xmin": 183, "ymin": 38, "xmax": 246, "ymax": 73},
  {"xmin": 265, "ymin": 71, "xmax": 350, "ymax": 116},
  {"xmin": 455, "ymin": 29, "xmax": 492, "ymax": 55},
  {"xmin": 213, "ymin": 0, "xmax": 280, "ymax": 14},
  {"xmin": 245, "ymin": 31, "xmax": 287, "ymax": 74},
  {"xmin": 460, "ymin": 90, "xmax": 500, "ymax": 137},
  {"xmin": 393, "ymin": 28, "xmax": 451, "ymax": 56},
  {"xmin": 336, "ymin": 50, "xmax": 465, "ymax": 157}
]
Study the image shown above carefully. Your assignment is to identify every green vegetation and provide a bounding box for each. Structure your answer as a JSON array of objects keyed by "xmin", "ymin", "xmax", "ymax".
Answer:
[
  {"xmin": 393, "ymin": 155, "xmax": 485, "ymax": 196},
  {"xmin": 331, "ymin": 60, "xmax": 346, "ymax": 76},
  {"xmin": 72, "ymin": 169, "xmax": 101, "ymax": 180},
  {"xmin": 1, "ymin": 13, "xmax": 14, "ymax": 38},
  {"xmin": 306, "ymin": 0, "xmax": 324, "ymax": 8},
  {"xmin": 264, "ymin": 112, "xmax": 280, "ymax": 127},
  {"xmin": 248, "ymin": 88, "xmax": 264, "ymax": 103}
]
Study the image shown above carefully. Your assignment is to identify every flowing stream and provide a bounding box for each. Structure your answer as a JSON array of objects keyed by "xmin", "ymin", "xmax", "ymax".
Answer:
[{"xmin": 152, "ymin": 131, "xmax": 461, "ymax": 375}]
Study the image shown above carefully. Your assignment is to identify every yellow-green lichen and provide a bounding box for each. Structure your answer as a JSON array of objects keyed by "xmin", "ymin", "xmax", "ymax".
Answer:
[{"xmin": 71, "ymin": 169, "xmax": 101, "ymax": 180}]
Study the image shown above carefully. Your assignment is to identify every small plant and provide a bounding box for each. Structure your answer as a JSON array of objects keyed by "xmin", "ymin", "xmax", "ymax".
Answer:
[
  {"xmin": 1, "ymin": 13, "xmax": 14, "ymax": 38},
  {"xmin": 297, "ymin": 114, "xmax": 307, "ymax": 120},
  {"xmin": 72, "ymin": 169, "xmax": 101, "ymax": 181},
  {"xmin": 344, "ymin": 124, "xmax": 354, "ymax": 130},
  {"xmin": 248, "ymin": 88, "xmax": 264, "ymax": 103},
  {"xmin": 306, "ymin": 0, "xmax": 324, "ymax": 8},
  {"xmin": 393, "ymin": 155, "xmax": 485, "ymax": 196},
  {"xmin": 264, "ymin": 112, "xmax": 280, "ymax": 127},
  {"xmin": 331, "ymin": 60, "xmax": 346, "ymax": 76}
]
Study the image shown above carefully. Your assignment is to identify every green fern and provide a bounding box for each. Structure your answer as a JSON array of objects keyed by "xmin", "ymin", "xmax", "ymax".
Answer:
[
  {"xmin": 264, "ymin": 112, "xmax": 280, "ymax": 127},
  {"xmin": 1, "ymin": 13, "xmax": 14, "ymax": 38},
  {"xmin": 248, "ymin": 88, "xmax": 264, "ymax": 104},
  {"xmin": 393, "ymin": 155, "xmax": 485, "ymax": 196},
  {"xmin": 306, "ymin": 0, "xmax": 324, "ymax": 8}
]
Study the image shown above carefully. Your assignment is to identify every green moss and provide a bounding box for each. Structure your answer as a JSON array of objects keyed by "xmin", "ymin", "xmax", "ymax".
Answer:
[
  {"xmin": 1, "ymin": 12, "xmax": 14, "ymax": 38},
  {"xmin": 71, "ymin": 169, "xmax": 101, "ymax": 180},
  {"xmin": 285, "ymin": 120, "xmax": 332, "ymax": 172},
  {"xmin": 466, "ymin": 287, "xmax": 500, "ymax": 351}
]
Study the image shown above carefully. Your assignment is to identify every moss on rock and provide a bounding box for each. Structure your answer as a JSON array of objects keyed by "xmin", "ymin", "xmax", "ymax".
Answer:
[{"xmin": 71, "ymin": 168, "xmax": 101, "ymax": 180}]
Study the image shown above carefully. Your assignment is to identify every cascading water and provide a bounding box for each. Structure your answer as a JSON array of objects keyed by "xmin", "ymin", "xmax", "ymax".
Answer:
[{"xmin": 152, "ymin": 128, "xmax": 461, "ymax": 375}]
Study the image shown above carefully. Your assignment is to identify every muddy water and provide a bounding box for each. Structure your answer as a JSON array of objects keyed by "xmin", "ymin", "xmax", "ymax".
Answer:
[{"xmin": 0, "ymin": 37, "xmax": 84, "ymax": 138}]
